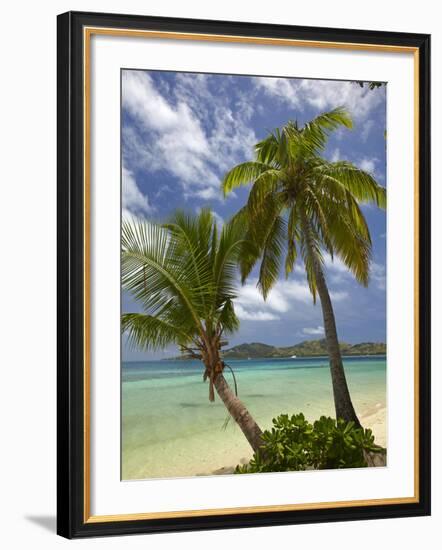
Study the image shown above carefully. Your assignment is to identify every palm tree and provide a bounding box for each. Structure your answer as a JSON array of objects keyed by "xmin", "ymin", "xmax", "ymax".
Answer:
[
  {"xmin": 121, "ymin": 209, "xmax": 264, "ymax": 453},
  {"xmin": 221, "ymin": 107, "xmax": 386, "ymax": 427}
]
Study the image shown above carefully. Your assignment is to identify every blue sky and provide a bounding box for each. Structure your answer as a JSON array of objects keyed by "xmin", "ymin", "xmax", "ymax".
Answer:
[{"xmin": 121, "ymin": 69, "xmax": 387, "ymax": 361}]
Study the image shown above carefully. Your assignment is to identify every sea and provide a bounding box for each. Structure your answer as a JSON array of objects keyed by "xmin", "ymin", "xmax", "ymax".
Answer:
[{"xmin": 122, "ymin": 356, "xmax": 386, "ymax": 480}]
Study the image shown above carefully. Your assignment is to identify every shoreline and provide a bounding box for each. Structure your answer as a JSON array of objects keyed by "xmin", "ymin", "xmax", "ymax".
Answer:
[
  {"xmin": 199, "ymin": 405, "xmax": 387, "ymax": 477},
  {"xmin": 122, "ymin": 357, "xmax": 386, "ymax": 480},
  {"xmin": 160, "ymin": 353, "xmax": 387, "ymax": 362}
]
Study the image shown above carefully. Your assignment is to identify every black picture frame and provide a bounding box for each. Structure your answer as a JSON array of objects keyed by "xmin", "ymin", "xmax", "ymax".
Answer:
[{"xmin": 57, "ymin": 10, "xmax": 431, "ymax": 539}]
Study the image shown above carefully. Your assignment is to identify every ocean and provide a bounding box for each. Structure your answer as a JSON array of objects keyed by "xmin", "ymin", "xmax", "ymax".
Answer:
[{"xmin": 122, "ymin": 356, "xmax": 386, "ymax": 480}]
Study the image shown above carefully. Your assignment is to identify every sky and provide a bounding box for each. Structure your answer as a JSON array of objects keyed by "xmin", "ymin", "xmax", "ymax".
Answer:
[{"xmin": 121, "ymin": 69, "xmax": 387, "ymax": 361}]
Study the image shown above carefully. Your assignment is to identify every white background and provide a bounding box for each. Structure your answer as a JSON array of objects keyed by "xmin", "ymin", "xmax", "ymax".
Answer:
[{"xmin": 0, "ymin": 0, "xmax": 439, "ymax": 548}]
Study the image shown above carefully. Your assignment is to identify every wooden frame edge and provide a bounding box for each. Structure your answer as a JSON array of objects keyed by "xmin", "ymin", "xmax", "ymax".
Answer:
[{"xmin": 57, "ymin": 11, "xmax": 431, "ymax": 538}]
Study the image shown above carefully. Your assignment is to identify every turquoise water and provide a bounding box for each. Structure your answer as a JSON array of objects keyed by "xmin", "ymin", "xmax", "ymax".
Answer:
[{"xmin": 122, "ymin": 356, "xmax": 386, "ymax": 480}]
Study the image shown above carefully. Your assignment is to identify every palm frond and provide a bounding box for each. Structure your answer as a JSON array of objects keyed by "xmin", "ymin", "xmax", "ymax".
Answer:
[
  {"xmin": 163, "ymin": 209, "xmax": 214, "ymax": 318},
  {"xmin": 221, "ymin": 161, "xmax": 274, "ymax": 196},
  {"xmin": 247, "ymin": 169, "xmax": 283, "ymax": 215},
  {"xmin": 284, "ymin": 108, "xmax": 352, "ymax": 156},
  {"xmin": 122, "ymin": 219, "xmax": 211, "ymax": 334},
  {"xmin": 220, "ymin": 108, "xmax": 384, "ymax": 305},
  {"xmin": 217, "ymin": 298, "xmax": 239, "ymax": 334},
  {"xmin": 223, "ymin": 206, "xmax": 262, "ymax": 285},
  {"xmin": 122, "ymin": 313, "xmax": 190, "ymax": 351},
  {"xmin": 302, "ymin": 107, "xmax": 353, "ymax": 151},
  {"xmin": 257, "ymin": 214, "xmax": 287, "ymax": 299},
  {"xmin": 122, "ymin": 211, "xmax": 246, "ymax": 355},
  {"xmin": 316, "ymin": 160, "xmax": 386, "ymax": 209},
  {"xmin": 255, "ymin": 132, "xmax": 280, "ymax": 165},
  {"xmin": 320, "ymin": 201, "xmax": 372, "ymax": 286},
  {"xmin": 299, "ymin": 216, "xmax": 324, "ymax": 302}
]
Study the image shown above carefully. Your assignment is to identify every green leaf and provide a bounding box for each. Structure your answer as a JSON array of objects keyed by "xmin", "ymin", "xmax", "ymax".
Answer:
[{"xmin": 221, "ymin": 107, "xmax": 385, "ymax": 305}]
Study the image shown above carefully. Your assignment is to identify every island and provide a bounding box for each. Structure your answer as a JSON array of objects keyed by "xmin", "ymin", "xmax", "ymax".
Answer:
[{"xmin": 166, "ymin": 339, "xmax": 386, "ymax": 360}]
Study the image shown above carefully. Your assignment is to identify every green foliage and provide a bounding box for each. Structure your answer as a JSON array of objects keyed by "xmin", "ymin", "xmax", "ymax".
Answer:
[
  {"xmin": 221, "ymin": 108, "xmax": 387, "ymax": 301},
  {"xmin": 354, "ymin": 81, "xmax": 385, "ymax": 90},
  {"xmin": 121, "ymin": 209, "xmax": 257, "ymax": 352},
  {"xmin": 235, "ymin": 413, "xmax": 382, "ymax": 473}
]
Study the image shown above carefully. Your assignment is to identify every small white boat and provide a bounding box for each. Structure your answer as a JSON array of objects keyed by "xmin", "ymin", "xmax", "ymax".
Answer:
[{"xmin": 291, "ymin": 355, "xmax": 297, "ymax": 358}]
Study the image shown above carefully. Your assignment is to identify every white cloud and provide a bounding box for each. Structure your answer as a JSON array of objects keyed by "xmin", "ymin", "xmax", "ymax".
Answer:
[
  {"xmin": 302, "ymin": 325, "xmax": 325, "ymax": 335},
  {"xmin": 193, "ymin": 187, "xmax": 219, "ymax": 200},
  {"xmin": 122, "ymin": 208, "xmax": 136, "ymax": 223},
  {"xmin": 122, "ymin": 208, "xmax": 138, "ymax": 222},
  {"xmin": 122, "ymin": 71, "xmax": 385, "ymax": 208},
  {"xmin": 361, "ymin": 119, "xmax": 375, "ymax": 142},
  {"xmin": 324, "ymin": 254, "xmax": 351, "ymax": 277},
  {"xmin": 358, "ymin": 156, "xmax": 378, "ymax": 175},
  {"xmin": 122, "ymin": 70, "xmax": 257, "ymax": 200},
  {"xmin": 233, "ymin": 276, "xmax": 346, "ymax": 323},
  {"xmin": 255, "ymin": 77, "xmax": 301, "ymax": 108},
  {"xmin": 122, "ymin": 166, "xmax": 152, "ymax": 218},
  {"xmin": 235, "ymin": 281, "xmax": 291, "ymax": 314},
  {"xmin": 235, "ymin": 304, "xmax": 279, "ymax": 322},
  {"xmin": 325, "ymin": 253, "xmax": 385, "ymax": 293},
  {"xmin": 329, "ymin": 290, "xmax": 349, "ymax": 302},
  {"xmin": 330, "ymin": 148, "xmax": 341, "ymax": 162},
  {"xmin": 255, "ymin": 77, "xmax": 384, "ymax": 121},
  {"xmin": 233, "ymin": 280, "xmax": 292, "ymax": 322},
  {"xmin": 323, "ymin": 254, "xmax": 353, "ymax": 286},
  {"xmin": 279, "ymin": 280, "xmax": 313, "ymax": 304},
  {"xmin": 122, "ymin": 71, "xmax": 213, "ymax": 187},
  {"xmin": 370, "ymin": 262, "xmax": 386, "ymax": 290},
  {"xmin": 356, "ymin": 156, "xmax": 386, "ymax": 188}
]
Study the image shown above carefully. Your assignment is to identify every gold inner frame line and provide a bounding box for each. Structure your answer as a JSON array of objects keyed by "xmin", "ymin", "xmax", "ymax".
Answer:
[{"xmin": 83, "ymin": 26, "xmax": 420, "ymax": 524}]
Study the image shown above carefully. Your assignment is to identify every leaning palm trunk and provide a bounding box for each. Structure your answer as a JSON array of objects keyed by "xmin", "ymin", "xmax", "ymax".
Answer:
[
  {"xmin": 122, "ymin": 211, "xmax": 267, "ymax": 459},
  {"xmin": 214, "ymin": 374, "xmax": 264, "ymax": 453},
  {"xmin": 202, "ymin": 344, "xmax": 264, "ymax": 454},
  {"xmin": 314, "ymin": 261, "xmax": 361, "ymax": 427}
]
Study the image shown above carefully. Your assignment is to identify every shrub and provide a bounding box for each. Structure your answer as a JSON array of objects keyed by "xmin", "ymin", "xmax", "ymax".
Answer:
[{"xmin": 235, "ymin": 413, "xmax": 383, "ymax": 474}]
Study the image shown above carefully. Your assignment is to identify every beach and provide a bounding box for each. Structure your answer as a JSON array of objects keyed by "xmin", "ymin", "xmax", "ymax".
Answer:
[{"xmin": 122, "ymin": 356, "xmax": 386, "ymax": 480}]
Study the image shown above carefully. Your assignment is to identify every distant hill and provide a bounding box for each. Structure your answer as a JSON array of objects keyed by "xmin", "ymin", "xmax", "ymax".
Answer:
[{"xmin": 221, "ymin": 339, "xmax": 386, "ymax": 359}]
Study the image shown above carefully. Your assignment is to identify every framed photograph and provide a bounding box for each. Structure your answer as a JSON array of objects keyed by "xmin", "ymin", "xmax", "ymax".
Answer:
[{"xmin": 57, "ymin": 11, "xmax": 431, "ymax": 538}]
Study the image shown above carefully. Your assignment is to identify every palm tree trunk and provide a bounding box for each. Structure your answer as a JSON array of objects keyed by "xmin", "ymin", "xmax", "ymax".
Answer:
[
  {"xmin": 313, "ymin": 261, "xmax": 362, "ymax": 427},
  {"xmin": 300, "ymin": 213, "xmax": 361, "ymax": 427},
  {"xmin": 214, "ymin": 374, "xmax": 265, "ymax": 453}
]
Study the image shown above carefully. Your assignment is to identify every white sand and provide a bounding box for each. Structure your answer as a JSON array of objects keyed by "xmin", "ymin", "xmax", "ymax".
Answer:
[
  {"xmin": 360, "ymin": 403, "xmax": 387, "ymax": 448},
  {"xmin": 208, "ymin": 404, "xmax": 387, "ymax": 475}
]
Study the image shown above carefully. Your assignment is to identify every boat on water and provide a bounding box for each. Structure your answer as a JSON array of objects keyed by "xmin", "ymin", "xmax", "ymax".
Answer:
[{"xmin": 291, "ymin": 355, "xmax": 297, "ymax": 358}]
